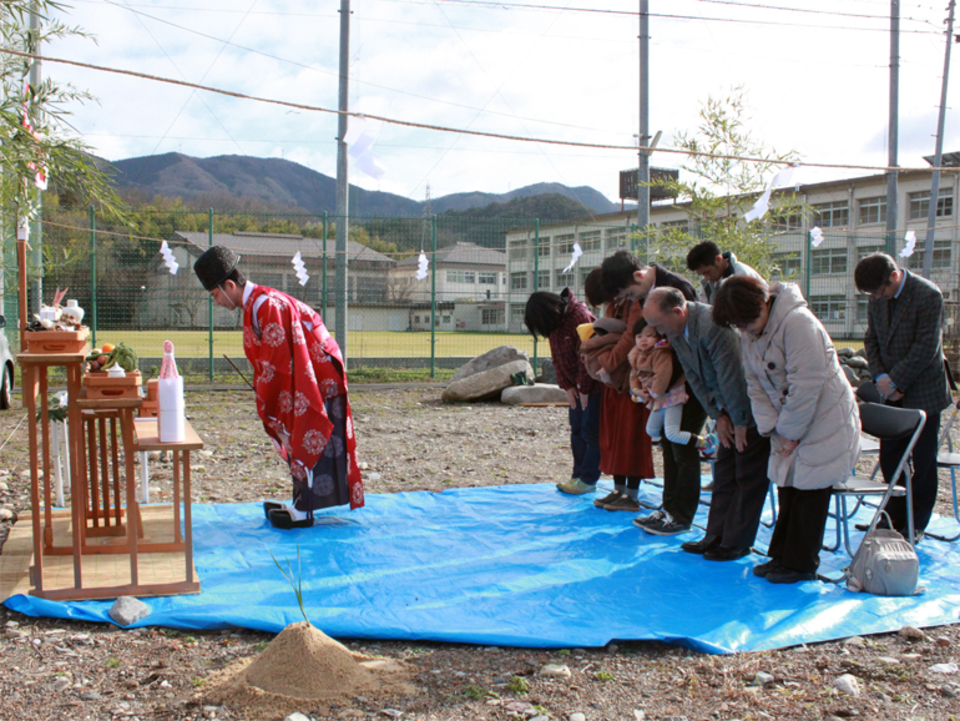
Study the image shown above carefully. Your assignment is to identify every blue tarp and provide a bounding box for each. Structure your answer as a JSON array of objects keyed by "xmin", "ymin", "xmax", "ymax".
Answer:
[{"xmin": 6, "ymin": 482, "xmax": 960, "ymax": 654}]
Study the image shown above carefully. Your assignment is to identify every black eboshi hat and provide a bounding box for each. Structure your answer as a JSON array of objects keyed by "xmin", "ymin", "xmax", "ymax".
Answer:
[{"xmin": 194, "ymin": 245, "xmax": 241, "ymax": 291}]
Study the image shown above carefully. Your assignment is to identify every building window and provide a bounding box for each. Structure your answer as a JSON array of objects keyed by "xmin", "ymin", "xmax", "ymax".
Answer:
[
  {"xmin": 579, "ymin": 266, "xmax": 595, "ymax": 286},
  {"xmin": 772, "ymin": 253, "xmax": 802, "ymax": 279},
  {"xmin": 510, "ymin": 306, "xmax": 525, "ymax": 326},
  {"xmin": 905, "ymin": 240, "xmax": 952, "ymax": 271},
  {"xmin": 858, "ymin": 197, "xmax": 887, "ymax": 225},
  {"xmin": 478, "ymin": 272, "xmax": 497, "ymax": 285},
  {"xmin": 442, "ymin": 315, "xmax": 451, "ymax": 324},
  {"xmin": 510, "ymin": 272, "xmax": 528, "ymax": 291},
  {"xmin": 658, "ymin": 219, "xmax": 690, "ymax": 234},
  {"xmin": 811, "ymin": 247, "xmax": 847, "ymax": 275},
  {"xmin": 537, "ymin": 270, "xmax": 550, "ymax": 289},
  {"xmin": 414, "ymin": 315, "xmax": 420, "ymax": 323},
  {"xmin": 481, "ymin": 308, "xmax": 504, "ymax": 325},
  {"xmin": 857, "ymin": 298, "xmax": 869, "ymax": 322},
  {"xmin": 813, "ymin": 201, "xmax": 849, "ymax": 228},
  {"xmin": 555, "ymin": 269, "xmax": 575, "ymax": 288},
  {"xmin": 446, "ymin": 270, "xmax": 476, "ymax": 284},
  {"xmin": 909, "ymin": 188, "xmax": 953, "ymax": 220},
  {"xmin": 605, "ymin": 228, "xmax": 628, "ymax": 250},
  {"xmin": 858, "ymin": 245, "xmax": 884, "ymax": 260},
  {"xmin": 579, "ymin": 230, "xmax": 602, "ymax": 251},
  {"xmin": 556, "ymin": 233, "xmax": 576, "ymax": 254},
  {"xmin": 810, "ymin": 295, "xmax": 846, "ymax": 322},
  {"xmin": 509, "ymin": 239, "xmax": 528, "ymax": 260},
  {"xmin": 770, "ymin": 212, "xmax": 804, "ymax": 230},
  {"xmin": 537, "ymin": 236, "xmax": 551, "ymax": 257}
]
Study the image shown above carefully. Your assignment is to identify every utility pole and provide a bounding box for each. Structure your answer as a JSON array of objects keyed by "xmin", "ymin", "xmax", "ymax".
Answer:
[
  {"xmin": 921, "ymin": 0, "xmax": 955, "ymax": 279},
  {"xmin": 334, "ymin": 0, "xmax": 350, "ymax": 361},
  {"xmin": 885, "ymin": 0, "xmax": 900, "ymax": 257},
  {"xmin": 28, "ymin": 3, "xmax": 42, "ymax": 316},
  {"xmin": 637, "ymin": 0, "xmax": 650, "ymax": 260}
]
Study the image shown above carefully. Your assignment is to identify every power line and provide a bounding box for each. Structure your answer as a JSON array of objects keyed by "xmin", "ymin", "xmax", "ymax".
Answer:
[
  {"xmin": 391, "ymin": 0, "xmax": 943, "ymax": 34},
  {"xmin": 80, "ymin": 0, "xmax": 631, "ymax": 137},
  {"xmin": 5, "ymin": 47, "xmax": 959, "ymax": 176}
]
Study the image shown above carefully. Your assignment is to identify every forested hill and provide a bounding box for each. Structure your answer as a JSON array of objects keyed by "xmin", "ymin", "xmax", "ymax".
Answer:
[{"xmin": 105, "ymin": 153, "xmax": 620, "ymax": 217}]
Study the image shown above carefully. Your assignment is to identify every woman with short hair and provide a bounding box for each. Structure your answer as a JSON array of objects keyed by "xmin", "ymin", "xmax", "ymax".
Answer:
[{"xmin": 712, "ymin": 276, "xmax": 860, "ymax": 584}]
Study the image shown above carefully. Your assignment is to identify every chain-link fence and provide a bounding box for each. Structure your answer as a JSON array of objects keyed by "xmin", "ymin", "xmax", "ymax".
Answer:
[{"xmin": 5, "ymin": 207, "xmax": 960, "ymax": 384}]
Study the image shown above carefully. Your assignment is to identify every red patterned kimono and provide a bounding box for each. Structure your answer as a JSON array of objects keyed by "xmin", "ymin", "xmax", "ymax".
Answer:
[{"xmin": 242, "ymin": 285, "xmax": 364, "ymax": 511}]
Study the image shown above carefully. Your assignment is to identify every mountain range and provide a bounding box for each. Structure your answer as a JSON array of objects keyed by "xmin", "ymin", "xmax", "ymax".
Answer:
[{"xmin": 106, "ymin": 153, "xmax": 623, "ymax": 218}]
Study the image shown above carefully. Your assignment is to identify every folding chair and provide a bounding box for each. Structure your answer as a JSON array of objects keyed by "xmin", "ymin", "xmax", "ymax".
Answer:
[
  {"xmin": 926, "ymin": 396, "xmax": 960, "ymax": 542},
  {"xmin": 826, "ymin": 402, "xmax": 926, "ymax": 556}
]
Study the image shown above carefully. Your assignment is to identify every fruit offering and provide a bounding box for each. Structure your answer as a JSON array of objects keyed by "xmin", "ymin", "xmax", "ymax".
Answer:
[{"xmin": 85, "ymin": 342, "xmax": 138, "ymax": 373}]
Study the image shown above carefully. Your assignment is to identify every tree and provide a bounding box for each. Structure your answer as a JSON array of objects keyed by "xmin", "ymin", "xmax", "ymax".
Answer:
[
  {"xmin": 646, "ymin": 87, "xmax": 806, "ymax": 276},
  {"xmin": 1, "ymin": 1, "xmax": 125, "ymax": 318}
]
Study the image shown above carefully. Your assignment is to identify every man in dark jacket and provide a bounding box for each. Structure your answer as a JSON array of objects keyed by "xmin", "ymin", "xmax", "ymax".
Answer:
[
  {"xmin": 643, "ymin": 287, "xmax": 771, "ymax": 559},
  {"xmin": 856, "ymin": 253, "xmax": 952, "ymax": 540},
  {"xmin": 599, "ymin": 251, "xmax": 705, "ymax": 535}
]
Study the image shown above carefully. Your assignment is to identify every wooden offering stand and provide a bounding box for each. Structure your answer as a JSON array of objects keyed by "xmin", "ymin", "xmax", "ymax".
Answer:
[{"xmin": 19, "ymin": 344, "xmax": 202, "ymax": 600}]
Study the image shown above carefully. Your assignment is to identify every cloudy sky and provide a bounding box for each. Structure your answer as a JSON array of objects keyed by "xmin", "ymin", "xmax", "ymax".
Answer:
[{"xmin": 42, "ymin": 0, "xmax": 960, "ymax": 204}]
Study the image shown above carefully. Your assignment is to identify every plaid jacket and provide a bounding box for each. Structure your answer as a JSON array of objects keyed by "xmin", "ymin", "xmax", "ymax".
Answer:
[{"xmin": 864, "ymin": 270, "xmax": 952, "ymax": 416}]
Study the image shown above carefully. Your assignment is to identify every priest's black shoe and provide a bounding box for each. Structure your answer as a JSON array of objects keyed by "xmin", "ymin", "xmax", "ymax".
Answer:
[
  {"xmin": 267, "ymin": 509, "xmax": 313, "ymax": 529},
  {"xmin": 680, "ymin": 534, "xmax": 720, "ymax": 555},
  {"xmin": 263, "ymin": 501, "xmax": 284, "ymax": 519},
  {"xmin": 702, "ymin": 545, "xmax": 750, "ymax": 562}
]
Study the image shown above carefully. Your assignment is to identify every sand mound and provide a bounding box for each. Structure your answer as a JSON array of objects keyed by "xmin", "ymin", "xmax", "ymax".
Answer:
[
  {"xmin": 242, "ymin": 621, "xmax": 372, "ymax": 699},
  {"xmin": 204, "ymin": 622, "xmax": 415, "ymax": 719}
]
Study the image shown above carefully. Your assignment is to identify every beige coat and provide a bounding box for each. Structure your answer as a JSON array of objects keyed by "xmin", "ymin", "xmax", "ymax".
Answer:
[{"xmin": 740, "ymin": 283, "xmax": 860, "ymax": 490}]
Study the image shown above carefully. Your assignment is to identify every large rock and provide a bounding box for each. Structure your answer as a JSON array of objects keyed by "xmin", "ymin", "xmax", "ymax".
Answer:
[
  {"xmin": 109, "ymin": 596, "xmax": 150, "ymax": 626},
  {"xmin": 442, "ymin": 360, "xmax": 533, "ymax": 402},
  {"xmin": 450, "ymin": 346, "xmax": 530, "ymax": 384},
  {"xmin": 537, "ymin": 357, "xmax": 557, "ymax": 384},
  {"xmin": 501, "ymin": 384, "xmax": 568, "ymax": 405}
]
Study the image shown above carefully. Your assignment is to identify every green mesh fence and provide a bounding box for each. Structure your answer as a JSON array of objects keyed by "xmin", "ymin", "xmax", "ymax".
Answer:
[{"xmin": 6, "ymin": 207, "xmax": 960, "ymax": 385}]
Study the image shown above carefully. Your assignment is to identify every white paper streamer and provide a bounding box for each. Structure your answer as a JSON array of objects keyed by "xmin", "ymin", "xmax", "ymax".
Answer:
[
  {"xmin": 159, "ymin": 240, "xmax": 179, "ymax": 274},
  {"xmin": 809, "ymin": 227, "xmax": 824, "ymax": 248},
  {"xmin": 292, "ymin": 251, "xmax": 310, "ymax": 286},
  {"xmin": 900, "ymin": 230, "xmax": 917, "ymax": 258},
  {"xmin": 416, "ymin": 252, "xmax": 429, "ymax": 280},
  {"xmin": 744, "ymin": 162, "xmax": 799, "ymax": 222},
  {"xmin": 344, "ymin": 114, "xmax": 388, "ymax": 180},
  {"xmin": 562, "ymin": 242, "xmax": 583, "ymax": 273}
]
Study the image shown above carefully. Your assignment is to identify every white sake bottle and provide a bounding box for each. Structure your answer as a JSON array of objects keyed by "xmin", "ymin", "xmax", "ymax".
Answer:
[{"xmin": 157, "ymin": 340, "xmax": 185, "ymax": 443}]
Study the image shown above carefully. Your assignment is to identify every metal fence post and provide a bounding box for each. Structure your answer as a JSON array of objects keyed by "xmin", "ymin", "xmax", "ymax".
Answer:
[
  {"xmin": 631, "ymin": 223, "xmax": 637, "ymax": 253},
  {"xmin": 208, "ymin": 208, "xmax": 214, "ymax": 382},
  {"xmin": 89, "ymin": 205, "xmax": 97, "ymax": 348},
  {"xmin": 430, "ymin": 214, "xmax": 437, "ymax": 379},
  {"xmin": 532, "ymin": 219, "xmax": 539, "ymax": 375},
  {"xmin": 805, "ymin": 228, "xmax": 812, "ymax": 303},
  {"xmin": 322, "ymin": 212, "xmax": 328, "ymax": 318}
]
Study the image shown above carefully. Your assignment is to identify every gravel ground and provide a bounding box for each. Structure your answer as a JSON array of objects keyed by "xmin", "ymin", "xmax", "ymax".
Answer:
[{"xmin": 1, "ymin": 386, "xmax": 960, "ymax": 721}]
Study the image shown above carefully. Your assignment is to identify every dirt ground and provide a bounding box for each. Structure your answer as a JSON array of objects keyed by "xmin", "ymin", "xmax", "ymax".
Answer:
[{"xmin": 1, "ymin": 386, "xmax": 960, "ymax": 721}]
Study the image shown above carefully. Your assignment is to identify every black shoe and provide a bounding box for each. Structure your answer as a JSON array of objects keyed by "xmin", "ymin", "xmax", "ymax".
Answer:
[
  {"xmin": 263, "ymin": 501, "xmax": 285, "ymax": 519},
  {"xmin": 855, "ymin": 516, "xmax": 894, "ymax": 533},
  {"xmin": 680, "ymin": 534, "xmax": 720, "ymax": 555},
  {"xmin": 603, "ymin": 494, "xmax": 642, "ymax": 512},
  {"xmin": 752, "ymin": 557, "xmax": 783, "ymax": 578},
  {"xmin": 766, "ymin": 567, "xmax": 818, "ymax": 584},
  {"xmin": 703, "ymin": 545, "xmax": 751, "ymax": 562},
  {"xmin": 267, "ymin": 509, "xmax": 313, "ymax": 529}
]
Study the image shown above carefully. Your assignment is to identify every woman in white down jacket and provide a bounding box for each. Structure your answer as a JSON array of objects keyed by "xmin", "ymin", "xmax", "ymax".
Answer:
[{"xmin": 712, "ymin": 276, "xmax": 860, "ymax": 584}]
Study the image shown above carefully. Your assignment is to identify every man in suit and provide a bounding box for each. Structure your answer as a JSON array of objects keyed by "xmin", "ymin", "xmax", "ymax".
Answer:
[
  {"xmin": 643, "ymin": 287, "xmax": 772, "ymax": 559},
  {"xmin": 856, "ymin": 253, "xmax": 952, "ymax": 539},
  {"xmin": 599, "ymin": 251, "xmax": 705, "ymax": 535}
]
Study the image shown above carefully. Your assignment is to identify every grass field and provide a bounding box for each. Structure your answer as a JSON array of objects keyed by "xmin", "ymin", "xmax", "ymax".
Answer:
[{"xmin": 88, "ymin": 329, "xmax": 541, "ymax": 359}]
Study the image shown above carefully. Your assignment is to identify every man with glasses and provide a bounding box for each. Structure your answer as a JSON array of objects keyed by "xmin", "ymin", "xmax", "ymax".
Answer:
[
  {"xmin": 194, "ymin": 246, "xmax": 364, "ymax": 529},
  {"xmin": 855, "ymin": 252, "xmax": 952, "ymax": 541},
  {"xmin": 642, "ymin": 287, "xmax": 771, "ymax": 558}
]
